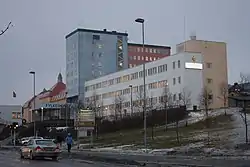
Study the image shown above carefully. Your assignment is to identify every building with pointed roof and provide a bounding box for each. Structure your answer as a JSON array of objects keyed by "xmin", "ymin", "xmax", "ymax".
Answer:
[{"xmin": 23, "ymin": 73, "xmax": 67, "ymax": 123}]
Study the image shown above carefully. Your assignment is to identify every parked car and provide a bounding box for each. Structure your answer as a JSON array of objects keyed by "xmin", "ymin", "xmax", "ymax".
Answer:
[
  {"xmin": 20, "ymin": 139, "xmax": 61, "ymax": 160},
  {"xmin": 21, "ymin": 136, "xmax": 43, "ymax": 145}
]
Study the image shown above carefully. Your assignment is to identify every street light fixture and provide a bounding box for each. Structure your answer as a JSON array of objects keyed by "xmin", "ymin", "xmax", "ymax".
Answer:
[
  {"xmin": 135, "ymin": 17, "xmax": 147, "ymax": 150},
  {"xmin": 41, "ymin": 107, "xmax": 44, "ymax": 121},
  {"xmin": 129, "ymin": 84, "xmax": 133, "ymax": 115},
  {"xmin": 29, "ymin": 71, "xmax": 36, "ymax": 137}
]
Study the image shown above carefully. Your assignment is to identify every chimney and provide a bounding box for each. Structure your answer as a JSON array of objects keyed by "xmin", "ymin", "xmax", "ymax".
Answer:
[
  {"xmin": 103, "ymin": 29, "xmax": 107, "ymax": 32},
  {"xmin": 190, "ymin": 31, "xmax": 196, "ymax": 40}
]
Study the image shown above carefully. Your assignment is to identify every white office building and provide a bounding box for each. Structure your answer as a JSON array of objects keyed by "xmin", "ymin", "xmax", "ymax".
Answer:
[{"xmin": 84, "ymin": 52, "xmax": 204, "ymax": 116}]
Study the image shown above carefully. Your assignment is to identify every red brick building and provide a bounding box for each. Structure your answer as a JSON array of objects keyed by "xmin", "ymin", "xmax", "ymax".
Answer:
[{"xmin": 128, "ymin": 43, "xmax": 171, "ymax": 68}]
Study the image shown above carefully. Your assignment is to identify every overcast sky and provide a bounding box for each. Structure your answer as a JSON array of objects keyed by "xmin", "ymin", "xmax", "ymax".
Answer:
[{"xmin": 0, "ymin": 0, "xmax": 249, "ymax": 105}]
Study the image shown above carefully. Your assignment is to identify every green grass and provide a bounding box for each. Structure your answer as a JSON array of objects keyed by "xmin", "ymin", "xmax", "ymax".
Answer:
[{"xmin": 80, "ymin": 114, "xmax": 234, "ymax": 149}]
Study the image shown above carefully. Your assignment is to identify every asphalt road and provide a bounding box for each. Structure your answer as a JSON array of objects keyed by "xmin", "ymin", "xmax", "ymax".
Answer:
[
  {"xmin": 68, "ymin": 150, "xmax": 250, "ymax": 167},
  {"xmin": 0, "ymin": 150, "xmax": 134, "ymax": 167}
]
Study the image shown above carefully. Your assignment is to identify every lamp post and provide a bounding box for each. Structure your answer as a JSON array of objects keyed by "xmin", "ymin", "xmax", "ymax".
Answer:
[
  {"xmin": 29, "ymin": 71, "xmax": 36, "ymax": 137},
  {"xmin": 13, "ymin": 124, "xmax": 18, "ymax": 146},
  {"xmin": 41, "ymin": 107, "xmax": 44, "ymax": 121},
  {"xmin": 135, "ymin": 17, "xmax": 147, "ymax": 150},
  {"xmin": 129, "ymin": 84, "xmax": 133, "ymax": 115}
]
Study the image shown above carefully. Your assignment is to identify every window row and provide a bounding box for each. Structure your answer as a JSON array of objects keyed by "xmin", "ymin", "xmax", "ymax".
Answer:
[
  {"xmin": 85, "ymin": 60, "xmax": 181, "ymax": 92},
  {"xmin": 129, "ymin": 55, "xmax": 160, "ymax": 61},
  {"xmin": 86, "ymin": 93, "xmax": 185, "ymax": 110},
  {"xmin": 86, "ymin": 80, "xmax": 168, "ymax": 101},
  {"xmin": 128, "ymin": 47, "xmax": 170, "ymax": 55}
]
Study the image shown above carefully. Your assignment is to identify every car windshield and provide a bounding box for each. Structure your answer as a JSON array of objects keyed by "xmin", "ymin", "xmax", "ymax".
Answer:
[{"xmin": 35, "ymin": 140, "xmax": 54, "ymax": 146}]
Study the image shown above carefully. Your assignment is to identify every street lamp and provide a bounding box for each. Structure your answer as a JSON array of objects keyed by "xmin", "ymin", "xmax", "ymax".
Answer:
[
  {"xmin": 41, "ymin": 107, "xmax": 44, "ymax": 121},
  {"xmin": 129, "ymin": 84, "xmax": 133, "ymax": 115},
  {"xmin": 29, "ymin": 71, "xmax": 36, "ymax": 137},
  {"xmin": 135, "ymin": 17, "xmax": 147, "ymax": 150},
  {"xmin": 13, "ymin": 124, "xmax": 18, "ymax": 146}
]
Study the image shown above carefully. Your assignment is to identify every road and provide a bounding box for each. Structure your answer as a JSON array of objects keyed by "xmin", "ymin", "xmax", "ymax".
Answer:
[
  {"xmin": 68, "ymin": 150, "xmax": 250, "ymax": 167},
  {"xmin": 0, "ymin": 150, "xmax": 135, "ymax": 167}
]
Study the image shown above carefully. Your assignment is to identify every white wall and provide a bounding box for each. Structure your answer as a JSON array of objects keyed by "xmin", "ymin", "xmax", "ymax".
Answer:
[{"xmin": 85, "ymin": 52, "xmax": 203, "ymax": 115}]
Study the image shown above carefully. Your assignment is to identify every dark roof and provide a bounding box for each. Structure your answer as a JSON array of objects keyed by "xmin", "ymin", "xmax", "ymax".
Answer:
[
  {"xmin": 128, "ymin": 43, "xmax": 171, "ymax": 49},
  {"xmin": 229, "ymin": 96, "xmax": 250, "ymax": 101},
  {"xmin": 66, "ymin": 28, "xmax": 128, "ymax": 39}
]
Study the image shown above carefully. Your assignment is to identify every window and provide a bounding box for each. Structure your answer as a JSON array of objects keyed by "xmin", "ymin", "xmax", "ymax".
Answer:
[
  {"xmin": 208, "ymin": 94, "xmax": 213, "ymax": 100},
  {"xmin": 141, "ymin": 56, "xmax": 144, "ymax": 60},
  {"xmin": 207, "ymin": 63, "xmax": 212, "ymax": 68},
  {"xmin": 145, "ymin": 48, "xmax": 148, "ymax": 52},
  {"xmin": 158, "ymin": 64, "xmax": 167, "ymax": 73},
  {"xmin": 154, "ymin": 57, "xmax": 156, "ymax": 61},
  {"xmin": 93, "ymin": 35, "xmax": 100, "ymax": 40},
  {"xmin": 178, "ymin": 60, "xmax": 181, "ymax": 68},
  {"xmin": 131, "ymin": 72, "xmax": 138, "ymax": 80},
  {"xmin": 146, "ymin": 56, "xmax": 148, "ymax": 61},
  {"xmin": 116, "ymin": 77, "xmax": 121, "ymax": 84},
  {"xmin": 133, "ymin": 86, "xmax": 138, "ymax": 92},
  {"xmin": 133, "ymin": 56, "xmax": 136, "ymax": 60},
  {"xmin": 139, "ymin": 71, "xmax": 143, "ymax": 78},
  {"xmin": 149, "ymin": 82, "xmax": 158, "ymax": 89},
  {"xmin": 178, "ymin": 93, "xmax": 182, "ymax": 100},
  {"xmin": 149, "ymin": 48, "xmax": 153, "ymax": 53},
  {"xmin": 173, "ymin": 61, "xmax": 176, "ymax": 69},
  {"xmin": 122, "ymin": 75, "xmax": 130, "ymax": 82},
  {"xmin": 152, "ymin": 67, "xmax": 157, "ymax": 74},
  {"xmin": 129, "ymin": 64, "xmax": 133, "ymax": 68},
  {"xmin": 137, "ymin": 48, "xmax": 140, "ymax": 52},
  {"xmin": 173, "ymin": 78, "xmax": 176, "ymax": 85},
  {"xmin": 158, "ymin": 80, "xmax": 168, "ymax": 88},
  {"xmin": 98, "ymin": 44, "xmax": 103, "ymax": 49},
  {"xmin": 207, "ymin": 78, "xmax": 213, "ymax": 84},
  {"xmin": 178, "ymin": 76, "xmax": 181, "ymax": 84},
  {"xmin": 123, "ymin": 88, "xmax": 130, "ymax": 94},
  {"xmin": 138, "ymin": 56, "xmax": 140, "ymax": 60},
  {"xmin": 150, "ymin": 57, "xmax": 152, "ymax": 61},
  {"xmin": 153, "ymin": 49, "xmax": 157, "ymax": 53},
  {"xmin": 173, "ymin": 94, "xmax": 176, "ymax": 101}
]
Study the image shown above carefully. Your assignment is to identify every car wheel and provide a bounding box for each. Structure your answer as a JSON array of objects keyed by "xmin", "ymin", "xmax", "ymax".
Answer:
[
  {"xmin": 20, "ymin": 152, "xmax": 24, "ymax": 159},
  {"xmin": 52, "ymin": 157, "xmax": 58, "ymax": 161},
  {"xmin": 29, "ymin": 152, "xmax": 34, "ymax": 160}
]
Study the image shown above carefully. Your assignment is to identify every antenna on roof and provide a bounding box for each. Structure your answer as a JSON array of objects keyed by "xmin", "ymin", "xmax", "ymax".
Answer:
[{"xmin": 184, "ymin": 16, "xmax": 186, "ymax": 52}]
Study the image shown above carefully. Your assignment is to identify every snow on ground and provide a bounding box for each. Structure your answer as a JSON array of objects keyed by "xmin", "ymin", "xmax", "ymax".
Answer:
[
  {"xmin": 65, "ymin": 107, "xmax": 250, "ymax": 156},
  {"xmin": 75, "ymin": 108, "xmax": 241, "ymax": 155}
]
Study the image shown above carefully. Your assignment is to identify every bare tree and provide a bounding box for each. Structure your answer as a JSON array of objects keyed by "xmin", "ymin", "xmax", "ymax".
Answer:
[
  {"xmin": 180, "ymin": 87, "xmax": 192, "ymax": 108},
  {"xmin": 0, "ymin": 22, "xmax": 12, "ymax": 36},
  {"xmin": 199, "ymin": 86, "xmax": 213, "ymax": 145},
  {"xmin": 161, "ymin": 83, "xmax": 173, "ymax": 131},
  {"xmin": 114, "ymin": 94, "xmax": 125, "ymax": 120},
  {"xmin": 134, "ymin": 87, "xmax": 148, "ymax": 116},
  {"xmin": 85, "ymin": 92, "xmax": 103, "ymax": 139},
  {"xmin": 238, "ymin": 73, "xmax": 250, "ymax": 143},
  {"xmin": 219, "ymin": 82, "xmax": 228, "ymax": 115},
  {"xmin": 239, "ymin": 72, "xmax": 250, "ymax": 85},
  {"xmin": 146, "ymin": 95, "xmax": 157, "ymax": 140},
  {"xmin": 180, "ymin": 87, "xmax": 192, "ymax": 126}
]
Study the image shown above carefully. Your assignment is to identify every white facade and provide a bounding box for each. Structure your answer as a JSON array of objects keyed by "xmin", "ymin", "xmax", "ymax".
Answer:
[{"xmin": 84, "ymin": 52, "xmax": 204, "ymax": 116}]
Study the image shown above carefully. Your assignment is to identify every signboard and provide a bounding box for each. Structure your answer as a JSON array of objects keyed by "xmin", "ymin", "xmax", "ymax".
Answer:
[
  {"xmin": 50, "ymin": 91, "xmax": 67, "ymax": 102},
  {"xmin": 41, "ymin": 103, "xmax": 63, "ymax": 109},
  {"xmin": 185, "ymin": 62, "xmax": 203, "ymax": 70},
  {"xmin": 76, "ymin": 109, "xmax": 95, "ymax": 130}
]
